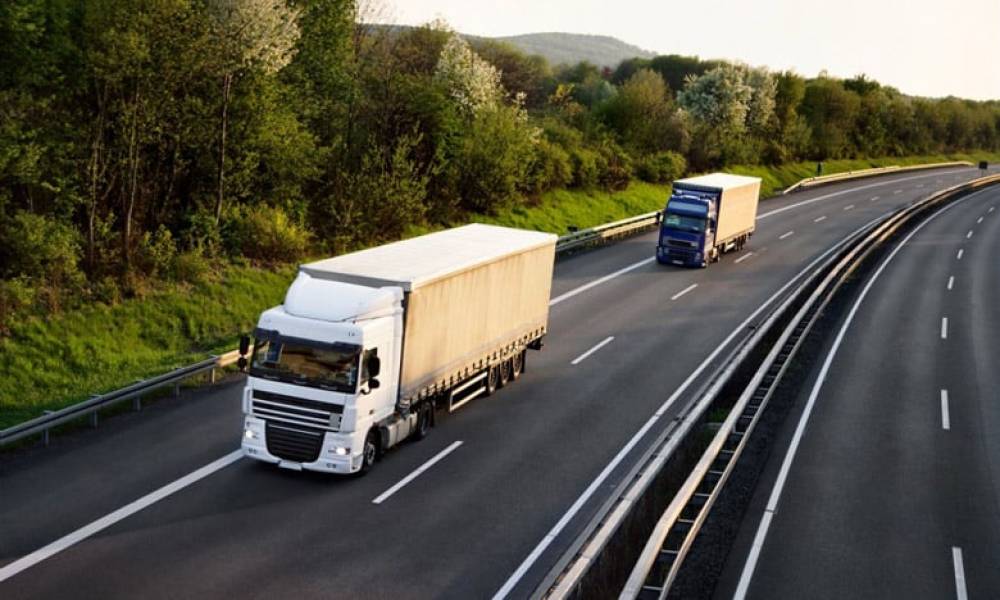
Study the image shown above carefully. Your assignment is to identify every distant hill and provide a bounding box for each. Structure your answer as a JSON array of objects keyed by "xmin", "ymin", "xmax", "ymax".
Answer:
[{"xmin": 491, "ymin": 32, "xmax": 655, "ymax": 68}]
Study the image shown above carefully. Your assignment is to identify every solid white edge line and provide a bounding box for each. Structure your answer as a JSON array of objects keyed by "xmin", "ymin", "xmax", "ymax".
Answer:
[
  {"xmin": 814, "ymin": 216, "xmax": 827, "ymax": 223},
  {"xmin": 570, "ymin": 336, "xmax": 615, "ymax": 366},
  {"xmin": 549, "ymin": 258, "xmax": 654, "ymax": 307},
  {"xmin": 957, "ymin": 249, "xmax": 964, "ymax": 260},
  {"xmin": 731, "ymin": 190, "xmax": 982, "ymax": 600},
  {"xmin": 493, "ymin": 213, "xmax": 892, "ymax": 600},
  {"xmin": 671, "ymin": 283, "xmax": 698, "ymax": 301},
  {"xmin": 372, "ymin": 441, "xmax": 463, "ymax": 505},
  {"xmin": 779, "ymin": 231, "xmax": 794, "ymax": 240},
  {"xmin": 947, "ymin": 276, "xmax": 954, "ymax": 290},
  {"xmin": 734, "ymin": 252, "xmax": 754, "ymax": 264},
  {"xmin": 0, "ymin": 449, "xmax": 244, "ymax": 584},
  {"xmin": 941, "ymin": 390, "xmax": 951, "ymax": 431},
  {"xmin": 952, "ymin": 546, "xmax": 968, "ymax": 600},
  {"xmin": 941, "ymin": 317, "xmax": 949, "ymax": 340},
  {"xmin": 756, "ymin": 168, "xmax": 970, "ymax": 221}
]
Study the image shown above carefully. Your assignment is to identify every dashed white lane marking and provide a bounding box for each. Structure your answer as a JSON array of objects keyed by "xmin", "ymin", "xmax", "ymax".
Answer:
[
  {"xmin": 947, "ymin": 276, "xmax": 954, "ymax": 291},
  {"xmin": 373, "ymin": 441, "xmax": 464, "ymax": 504},
  {"xmin": 977, "ymin": 216, "xmax": 983, "ymax": 224},
  {"xmin": 671, "ymin": 283, "xmax": 698, "ymax": 301},
  {"xmin": 941, "ymin": 390, "xmax": 951, "ymax": 431},
  {"xmin": 735, "ymin": 252, "xmax": 754, "ymax": 264},
  {"xmin": 549, "ymin": 257, "xmax": 655, "ymax": 306},
  {"xmin": 957, "ymin": 249, "xmax": 964, "ymax": 260},
  {"xmin": 779, "ymin": 231, "xmax": 794, "ymax": 240},
  {"xmin": 916, "ymin": 184, "xmax": 925, "ymax": 188},
  {"xmin": 894, "ymin": 189, "xmax": 903, "ymax": 194},
  {"xmin": 570, "ymin": 336, "xmax": 615, "ymax": 366},
  {"xmin": 843, "ymin": 204, "xmax": 855, "ymax": 211},
  {"xmin": 967, "ymin": 230, "xmax": 973, "ymax": 239},
  {"xmin": 814, "ymin": 216, "xmax": 827, "ymax": 223},
  {"xmin": 870, "ymin": 196, "xmax": 880, "ymax": 202},
  {"xmin": 952, "ymin": 547, "xmax": 968, "ymax": 600},
  {"xmin": 990, "ymin": 206, "xmax": 996, "ymax": 213},
  {"xmin": 941, "ymin": 317, "xmax": 949, "ymax": 340}
]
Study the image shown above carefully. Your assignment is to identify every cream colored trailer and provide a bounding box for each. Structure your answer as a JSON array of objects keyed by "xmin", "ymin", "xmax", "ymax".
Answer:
[{"xmin": 300, "ymin": 224, "xmax": 556, "ymax": 404}]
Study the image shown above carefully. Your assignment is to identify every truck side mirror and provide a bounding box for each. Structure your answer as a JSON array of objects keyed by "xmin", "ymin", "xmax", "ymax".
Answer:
[
  {"xmin": 368, "ymin": 356, "xmax": 381, "ymax": 378},
  {"xmin": 239, "ymin": 334, "xmax": 250, "ymax": 356},
  {"xmin": 368, "ymin": 378, "xmax": 380, "ymax": 390}
]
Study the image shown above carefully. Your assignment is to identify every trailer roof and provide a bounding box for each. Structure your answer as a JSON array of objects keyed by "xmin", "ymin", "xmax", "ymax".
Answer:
[
  {"xmin": 673, "ymin": 173, "xmax": 761, "ymax": 190},
  {"xmin": 300, "ymin": 223, "xmax": 556, "ymax": 291}
]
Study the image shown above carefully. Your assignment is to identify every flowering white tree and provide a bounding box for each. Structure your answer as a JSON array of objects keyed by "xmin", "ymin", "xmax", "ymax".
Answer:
[
  {"xmin": 744, "ymin": 66, "xmax": 777, "ymax": 134},
  {"xmin": 434, "ymin": 33, "xmax": 503, "ymax": 115},
  {"xmin": 678, "ymin": 64, "xmax": 752, "ymax": 132}
]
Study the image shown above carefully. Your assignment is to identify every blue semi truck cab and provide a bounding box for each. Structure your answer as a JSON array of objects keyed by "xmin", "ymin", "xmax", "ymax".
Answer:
[{"xmin": 656, "ymin": 173, "xmax": 762, "ymax": 268}]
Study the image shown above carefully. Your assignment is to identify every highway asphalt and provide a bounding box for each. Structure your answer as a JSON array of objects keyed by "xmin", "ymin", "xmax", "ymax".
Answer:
[
  {"xmin": 715, "ymin": 185, "xmax": 1000, "ymax": 599},
  {"xmin": 0, "ymin": 167, "xmax": 993, "ymax": 599}
]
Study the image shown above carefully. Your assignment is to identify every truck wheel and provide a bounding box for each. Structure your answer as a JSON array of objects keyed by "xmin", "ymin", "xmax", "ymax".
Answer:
[
  {"xmin": 498, "ymin": 359, "xmax": 512, "ymax": 388},
  {"xmin": 484, "ymin": 365, "xmax": 499, "ymax": 396},
  {"xmin": 413, "ymin": 404, "xmax": 431, "ymax": 441},
  {"xmin": 511, "ymin": 351, "xmax": 524, "ymax": 381},
  {"xmin": 360, "ymin": 430, "xmax": 378, "ymax": 475}
]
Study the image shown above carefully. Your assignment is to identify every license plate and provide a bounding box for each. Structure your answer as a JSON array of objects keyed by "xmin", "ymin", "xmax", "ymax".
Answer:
[{"xmin": 672, "ymin": 260, "xmax": 684, "ymax": 266}]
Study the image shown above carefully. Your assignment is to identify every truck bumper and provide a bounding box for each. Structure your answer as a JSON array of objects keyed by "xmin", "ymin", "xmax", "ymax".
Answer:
[
  {"xmin": 656, "ymin": 245, "xmax": 701, "ymax": 267},
  {"xmin": 241, "ymin": 415, "xmax": 363, "ymax": 475}
]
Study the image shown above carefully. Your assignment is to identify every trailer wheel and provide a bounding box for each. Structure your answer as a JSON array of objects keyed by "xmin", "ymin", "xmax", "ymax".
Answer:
[
  {"xmin": 413, "ymin": 404, "xmax": 431, "ymax": 441},
  {"xmin": 484, "ymin": 365, "xmax": 499, "ymax": 396},
  {"xmin": 498, "ymin": 359, "xmax": 512, "ymax": 388},
  {"xmin": 511, "ymin": 351, "xmax": 524, "ymax": 381},
  {"xmin": 360, "ymin": 430, "xmax": 378, "ymax": 475}
]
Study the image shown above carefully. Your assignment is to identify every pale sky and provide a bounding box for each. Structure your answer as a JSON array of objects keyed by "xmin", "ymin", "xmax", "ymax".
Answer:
[{"xmin": 385, "ymin": 0, "xmax": 1000, "ymax": 100}]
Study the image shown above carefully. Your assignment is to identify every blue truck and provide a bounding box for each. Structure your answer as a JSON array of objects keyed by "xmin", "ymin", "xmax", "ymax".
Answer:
[{"xmin": 656, "ymin": 173, "xmax": 762, "ymax": 268}]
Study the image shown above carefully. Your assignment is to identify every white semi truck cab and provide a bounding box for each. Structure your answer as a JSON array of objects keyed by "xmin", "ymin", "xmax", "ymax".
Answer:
[{"xmin": 240, "ymin": 224, "xmax": 556, "ymax": 475}]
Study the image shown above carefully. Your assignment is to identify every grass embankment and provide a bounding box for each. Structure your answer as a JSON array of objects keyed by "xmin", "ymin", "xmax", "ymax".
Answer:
[{"xmin": 3, "ymin": 151, "xmax": 999, "ymax": 429}]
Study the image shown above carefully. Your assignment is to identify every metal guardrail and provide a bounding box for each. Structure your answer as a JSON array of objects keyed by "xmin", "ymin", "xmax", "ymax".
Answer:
[
  {"xmin": 555, "ymin": 211, "xmax": 661, "ymax": 255},
  {"xmin": 0, "ymin": 349, "xmax": 247, "ymax": 448},
  {"xmin": 782, "ymin": 161, "xmax": 973, "ymax": 194},
  {"xmin": 1, "ymin": 211, "xmax": 662, "ymax": 449},
  {"xmin": 539, "ymin": 173, "xmax": 1000, "ymax": 600}
]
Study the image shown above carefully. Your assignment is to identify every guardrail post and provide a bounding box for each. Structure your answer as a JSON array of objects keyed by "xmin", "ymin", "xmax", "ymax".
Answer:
[
  {"xmin": 210, "ymin": 368, "xmax": 216, "ymax": 384},
  {"xmin": 90, "ymin": 411, "xmax": 98, "ymax": 428},
  {"xmin": 133, "ymin": 397, "xmax": 142, "ymax": 412},
  {"xmin": 174, "ymin": 382, "xmax": 180, "ymax": 398},
  {"xmin": 42, "ymin": 410, "xmax": 53, "ymax": 446}
]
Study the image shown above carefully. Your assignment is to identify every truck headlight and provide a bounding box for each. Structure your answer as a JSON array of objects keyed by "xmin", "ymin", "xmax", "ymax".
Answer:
[
  {"xmin": 244, "ymin": 428, "xmax": 257, "ymax": 440},
  {"xmin": 332, "ymin": 446, "xmax": 350, "ymax": 456}
]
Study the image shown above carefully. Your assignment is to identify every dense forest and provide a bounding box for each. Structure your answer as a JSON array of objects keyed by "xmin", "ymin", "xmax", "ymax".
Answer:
[{"xmin": 2, "ymin": 0, "xmax": 1000, "ymax": 333}]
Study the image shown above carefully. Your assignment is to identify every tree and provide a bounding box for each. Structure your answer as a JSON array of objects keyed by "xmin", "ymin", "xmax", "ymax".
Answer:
[
  {"xmin": 206, "ymin": 0, "xmax": 300, "ymax": 223},
  {"xmin": 601, "ymin": 69, "xmax": 687, "ymax": 154}
]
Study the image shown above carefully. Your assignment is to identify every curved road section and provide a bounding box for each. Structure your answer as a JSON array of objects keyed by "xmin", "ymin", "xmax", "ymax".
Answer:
[
  {"xmin": 0, "ymin": 167, "xmax": 994, "ymax": 599},
  {"xmin": 722, "ymin": 186, "xmax": 1000, "ymax": 599}
]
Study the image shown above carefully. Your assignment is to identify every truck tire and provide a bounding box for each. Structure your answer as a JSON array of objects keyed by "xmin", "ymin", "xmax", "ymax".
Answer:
[
  {"xmin": 413, "ymin": 404, "xmax": 431, "ymax": 441},
  {"xmin": 484, "ymin": 365, "xmax": 499, "ymax": 396},
  {"xmin": 360, "ymin": 430, "xmax": 378, "ymax": 475},
  {"xmin": 498, "ymin": 359, "xmax": 512, "ymax": 388},
  {"xmin": 511, "ymin": 351, "xmax": 524, "ymax": 381}
]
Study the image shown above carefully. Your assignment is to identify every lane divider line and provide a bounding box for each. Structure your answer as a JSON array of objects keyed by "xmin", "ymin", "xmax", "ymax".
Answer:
[
  {"xmin": 990, "ymin": 206, "xmax": 995, "ymax": 213},
  {"xmin": 870, "ymin": 196, "xmax": 880, "ymax": 202},
  {"xmin": 671, "ymin": 283, "xmax": 698, "ymax": 301},
  {"xmin": 894, "ymin": 190, "xmax": 903, "ymax": 194},
  {"xmin": 941, "ymin": 390, "xmax": 951, "ymax": 431},
  {"xmin": 966, "ymin": 230, "xmax": 973, "ymax": 239},
  {"xmin": 779, "ymin": 231, "xmax": 794, "ymax": 240},
  {"xmin": 957, "ymin": 249, "xmax": 964, "ymax": 260},
  {"xmin": 731, "ymin": 190, "xmax": 981, "ymax": 600},
  {"xmin": 570, "ymin": 336, "xmax": 615, "ymax": 366},
  {"xmin": 843, "ymin": 204, "xmax": 854, "ymax": 211},
  {"xmin": 814, "ymin": 216, "xmax": 827, "ymax": 223},
  {"xmin": 734, "ymin": 252, "xmax": 754, "ymax": 264},
  {"xmin": 372, "ymin": 441, "xmax": 463, "ymax": 505},
  {"xmin": 947, "ymin": 276, "xmax": 954, "ymax": 291},
  {"xmin": 941, "ymin": 317, "xmax": 949, "ymax": 340},
  {"xmin": 549, "ymin": 258, "xmax": 655, "ymax": 307},
  {"xmin": 952, "ymin": 547, "xmax": 968, "ymax": 600},
  {"xmin": 0, "ymin": 450, "xmax": 244, "ymax": 584},
  {"xmin": 977, "ymin": 216, "xmax": 983, "ymax": 224}
]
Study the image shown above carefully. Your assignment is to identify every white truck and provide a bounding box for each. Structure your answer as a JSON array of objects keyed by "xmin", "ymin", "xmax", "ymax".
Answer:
[{"xmin": 239, "ymin": 224, "xmax": 556, "ymax": 474}]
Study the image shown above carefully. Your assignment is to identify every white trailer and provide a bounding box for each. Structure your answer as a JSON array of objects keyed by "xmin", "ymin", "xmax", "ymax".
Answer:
[{"xmin": 240, "ymin": 224, "xmax": 556, "ymax": 474}]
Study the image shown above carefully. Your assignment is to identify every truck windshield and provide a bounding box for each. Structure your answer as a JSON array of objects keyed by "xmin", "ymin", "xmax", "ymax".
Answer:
[
  {"xmin": 250, "ymin": 337, "xmax": 361, "ymax": 394},
  {"xmin": 664, "ymin": 212, "xmax": 706, "ymax": 233}
]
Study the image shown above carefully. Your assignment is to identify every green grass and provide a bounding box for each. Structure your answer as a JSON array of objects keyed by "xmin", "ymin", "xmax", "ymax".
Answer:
[{"xmin": 4, "ymin": 151, "xmax": 999, "ymax": 430}]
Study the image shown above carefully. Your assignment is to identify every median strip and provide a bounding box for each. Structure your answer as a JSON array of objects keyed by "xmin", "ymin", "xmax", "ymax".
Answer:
[{"xmin": 372, "ymin": 440, "xmax": 463, "ymax": 505}]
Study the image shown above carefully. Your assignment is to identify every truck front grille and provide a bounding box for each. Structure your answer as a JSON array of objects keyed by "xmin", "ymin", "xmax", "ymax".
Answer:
[
  {"xmin": 266, "ymin": 422, "xmax": 324, "ymax": 463},
  {"xmin": 252, "ymin": 390, "xmax": 342, "ymax": 431},
  {"xmin": 667, "ymin": 239, "xmax": 697, "ymax": 248}
]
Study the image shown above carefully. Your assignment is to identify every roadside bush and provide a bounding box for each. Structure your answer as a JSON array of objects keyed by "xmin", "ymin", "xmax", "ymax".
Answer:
[
  {"xmin": 637, "ymin": 151, "xmax": 687, "ymax": 183},
  {"xmin": 569, "ymin": 146, "xmax": 600, "ymax": 188},
  {"xmin": 525, "ymin": 139, "xmax": 572, "ymax": 195},
  {"xmin": 134, "ymin": 226, "xmax": 178, "ymax": 279},
  {"xmin": 0, "ymin": 277, "xmax": 34, "ymax": 334},
  {"xmin": 597, "ymin": 142, "xmax": 634, "ymax": 191},
  {"xmin": 171, "ymin": 250, "xmax": 214, "ymax": 285},
  {"xmin": 222, "ymin": 204, "xmax": 310, "ymax": 264},
  {"xmin": 0, "ymin": 211, "xmax": 85, "ymax": 312}
]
